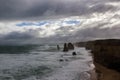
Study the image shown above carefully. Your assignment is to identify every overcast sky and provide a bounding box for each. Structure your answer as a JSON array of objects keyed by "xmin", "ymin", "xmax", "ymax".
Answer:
[{"xmin": 0, "ymin": 0, "xmax": 120, "ymax": 45}]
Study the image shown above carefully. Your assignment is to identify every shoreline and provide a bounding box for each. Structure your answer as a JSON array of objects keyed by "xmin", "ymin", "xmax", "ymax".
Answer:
[
  {"xmin": 87, "ymin": 61, "xmax": 97, "ymax": 80},
  {"xmin": 94, "ymin": 62, "xmax": 120, "ymax": 80},
  {"xmin": 86, "ymin": 69, "xmax": 97, "ymax": 80},
  {"xmin": 87, "ymin": 62, "xmax": 120, "ymax": 80}
]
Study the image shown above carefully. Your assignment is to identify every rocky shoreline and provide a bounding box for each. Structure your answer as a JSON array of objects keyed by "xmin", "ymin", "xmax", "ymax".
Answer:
[{"xmin": 76, "ymin": 39, "xmax": 120, "ymax": 80}]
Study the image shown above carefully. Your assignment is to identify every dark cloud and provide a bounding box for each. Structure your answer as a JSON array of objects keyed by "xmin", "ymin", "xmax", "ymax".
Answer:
[
  {"xmin": 0, "ymin": 29, "xmax": 40, "ymax": 45},
  {"xmin": 0, "ymin": 0, "xmax": 120, "ymax": 45},
  {"xmin": 90, "ymin": 3, "xmax": 116, "ymax": 13},
  {"xmin": 0, "ymin": 19, "xmax": 120, "ymax": 45},
  {"xmin": 3, "ymin": 32, "xmax": 34, "ymax": 40},
  {"xmin": 0, "ymin": 0, "xmax": 119, "ymax": 20},
  {"xmin": 71, "ymin": 23, "xmax": 120, "ymax": 41}
]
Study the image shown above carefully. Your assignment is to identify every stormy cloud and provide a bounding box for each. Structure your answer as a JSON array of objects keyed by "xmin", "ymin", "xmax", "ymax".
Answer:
[
  {"xmin": 0, "ymin": 0, "xmax": 120, "ymax": 45},
  {"xmin": 0, "ymin": 0, "xmax": 119, "ymax": 20}
]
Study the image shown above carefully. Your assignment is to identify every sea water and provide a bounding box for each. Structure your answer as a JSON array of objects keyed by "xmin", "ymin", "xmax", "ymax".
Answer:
[{"xmin": 0, "ymin": 44, "xmax": 94, "ymax": 80}]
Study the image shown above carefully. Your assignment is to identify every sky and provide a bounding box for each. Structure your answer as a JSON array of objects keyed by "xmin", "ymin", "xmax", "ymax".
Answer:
[{"xmin": 0, "ymin": 0, "xmax": 120, "ymax": 45}]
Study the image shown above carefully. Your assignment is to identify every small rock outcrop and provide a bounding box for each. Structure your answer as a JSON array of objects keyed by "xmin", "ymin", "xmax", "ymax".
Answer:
[
  {"xmin": 57, "ymin": 45, "xmax": 60, "ymax": 50},
  {"xmin": 72, "ymin": 52, "xmax": 77, "ymax": 56}
]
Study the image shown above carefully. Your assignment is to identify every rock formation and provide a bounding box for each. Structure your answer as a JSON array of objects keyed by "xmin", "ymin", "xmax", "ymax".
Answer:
[
  {"xmin": 68, "ymin": 42, "xmax": 74, "ymax": 50},
  {"xmin": 57, "ymin": 45, "xmax": 60, "ymax": 50},
  {"xmin": 63, "ymin": 43, "xmax": 75, "ymax": 52},
  {"xmin": 86, "ymin": 39, "xmax": 120, "ymax": 72},
  {"xmin": 63, "ymin": 43, "xmax": 68, "ymax": 52},
  {"xmin": 72, "ymin": 52, "xmax": 77, "ymax": 56},
  {"xmin": 76, "ymin": 39, "xmax": 120, "ymax": 80}
]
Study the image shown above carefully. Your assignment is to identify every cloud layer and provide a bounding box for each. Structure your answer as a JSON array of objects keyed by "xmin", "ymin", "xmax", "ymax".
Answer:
[
  {"xmin": 0, "ymin": 14, "xmax": 120, "ymax": 45},
  {"xmin": 0, "ymin": 0, "xmax": 120, "ymax": 45},
  {"xmin": 0, "ymin": 0, "xmax": 119, "ymax": 20}
]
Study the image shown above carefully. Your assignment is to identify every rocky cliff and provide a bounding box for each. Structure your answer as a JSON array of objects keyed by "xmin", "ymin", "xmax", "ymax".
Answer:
[
  {"xmin": 86, "ymin": 39, "xmax": 120, "ymax": 72},
  {"xmin": 76, "ymin": 39, "xmax": 120, "ymax": 80}
]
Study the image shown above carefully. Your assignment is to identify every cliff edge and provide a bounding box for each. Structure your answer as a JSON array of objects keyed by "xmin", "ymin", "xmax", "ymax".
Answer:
[{"xmin": 76, "ymin": 39, "xmax": 120, "ymax": 80}]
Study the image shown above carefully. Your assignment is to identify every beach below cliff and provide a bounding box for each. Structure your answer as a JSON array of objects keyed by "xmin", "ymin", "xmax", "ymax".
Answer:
[{"xmin": 94, "ymin": 62, "xmax": 120, "ymax": 80}]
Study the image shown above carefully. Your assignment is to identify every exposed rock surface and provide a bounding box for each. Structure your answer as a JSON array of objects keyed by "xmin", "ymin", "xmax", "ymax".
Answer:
[
  {"xmin": 63, "ymin": 43, "xmax": 74, "ymax": 52},
  {"xmin": 68, "ymin": 43, "xmax": 74, "ymax": 50},
  {"xmin": 86, "ymin": 39, "xmax": 120, "ymax": 72},
  {"xmin": 76, "ymin": 39, "xmax": 120, "ymax": 80},
  {"xmin": 63, "ymin": 43, "xmax": 68, "ymax": 52},
  {"xmin": 72, "ymin": 52, "xmax": 77, "ymax": 56}
]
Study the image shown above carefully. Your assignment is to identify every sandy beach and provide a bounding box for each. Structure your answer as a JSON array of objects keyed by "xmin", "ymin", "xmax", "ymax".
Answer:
[{"xmin": 94, "ymin": 62, "xmax": 120, "ymax": 80}]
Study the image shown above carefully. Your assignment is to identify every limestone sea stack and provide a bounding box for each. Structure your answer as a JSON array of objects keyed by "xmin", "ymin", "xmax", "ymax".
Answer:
[
  {"xmin": 63, "ymin": 43, "xmax": 68, "ymax": 52},
  {"xmin": 63, "ymin": 43, "xmax": 74, "ymax": 52},
  {"xmin": 68, "ymin": 43, "xmax": 74, "ymax": 50}
]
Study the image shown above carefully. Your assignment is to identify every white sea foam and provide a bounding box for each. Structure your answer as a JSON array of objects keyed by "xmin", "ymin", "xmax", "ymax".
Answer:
[
  {"xmin": 41, "ymin": 48, "xmax": 94, "ymax": 80},
  {"xmin": 0, "ymin": 46, "xmax": 94, "ymax": 80}
]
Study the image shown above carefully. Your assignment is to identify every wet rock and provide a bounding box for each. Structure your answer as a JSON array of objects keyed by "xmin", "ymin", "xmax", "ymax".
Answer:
[
  {"xmin": 68, "ymin": 43, "xmax": 74, "ymax": 50},
  {"xmin": 63, "ymin": 43, "xmax": 68, "ymax": 52},
  {"xmin": 72, "ymin": 52, "xmax": 77, "ymax": 56},
  {"xmin": 57, "ymin": 45, "xmax": 60, "ymax": 50},
  {"xmin": 59, "ymin": 59, "xmax": 64, "ymax": 62}
]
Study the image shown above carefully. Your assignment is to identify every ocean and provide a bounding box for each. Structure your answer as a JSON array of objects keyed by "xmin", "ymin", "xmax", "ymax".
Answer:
[{"xmin": 0, "ymin": 44, "xmax": 94, "ymax": 80}]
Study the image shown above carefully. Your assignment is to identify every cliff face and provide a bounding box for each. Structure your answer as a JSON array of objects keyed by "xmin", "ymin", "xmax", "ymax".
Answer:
[
  {"xmin": 85, "ymin": 39, "xmax": 120, "ymax": 72},
  {"xmin": 77, "ymin": 39, "xmax": 120, "ymax": 72},
  {"xmin": 76, "ymin": 39, "xmax": 120, "ymax": 80},
  {"xmin": 77, "ymin": 39, "xmax": 120, "ymax": 80}
]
